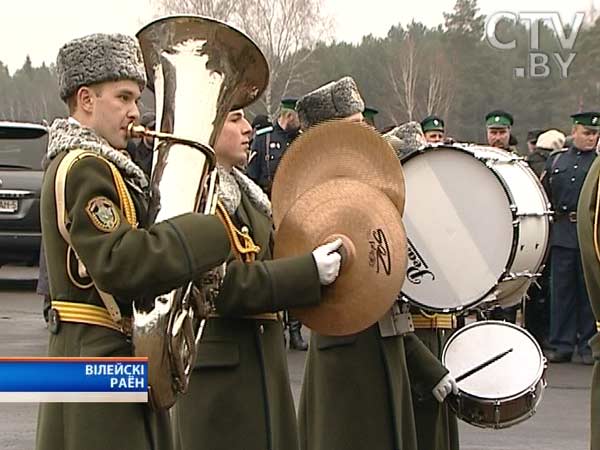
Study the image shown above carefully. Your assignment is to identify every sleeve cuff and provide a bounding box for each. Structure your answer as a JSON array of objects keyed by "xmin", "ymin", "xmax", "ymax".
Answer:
[{"xmin": 167, "ymin": 213, "xmax": 231, "ymax": 275}]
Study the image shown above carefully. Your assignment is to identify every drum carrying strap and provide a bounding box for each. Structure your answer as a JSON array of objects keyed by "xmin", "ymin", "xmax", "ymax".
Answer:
[
  {"xmin": 412, "ymin": 311, "xmax": 456, "ymax": 329},
  {"xmin": 378, "ymin": 302, "xmax": 415, "ymax": 337},
  {"xmin": 54, "ymin": 150, "xmax": 136, "ymax": 335}
]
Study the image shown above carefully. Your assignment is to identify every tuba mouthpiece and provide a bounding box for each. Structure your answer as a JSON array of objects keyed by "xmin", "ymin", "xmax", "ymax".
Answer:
[{"xmin": 127, "ymin": 123, "xmax": 148, "ymax": 139}]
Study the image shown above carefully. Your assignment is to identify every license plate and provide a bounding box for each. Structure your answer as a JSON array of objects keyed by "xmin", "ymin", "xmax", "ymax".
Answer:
[{"xmin": 0, "ymin": 199, "xmax": 18, "ymax": 213}]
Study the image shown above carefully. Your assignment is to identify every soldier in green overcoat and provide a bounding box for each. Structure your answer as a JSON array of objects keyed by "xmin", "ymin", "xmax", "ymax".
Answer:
[
  {"xmin": 36, "ymin": 33, "xmax": 235, "ymax": 450},
  {"xmin": 172, "ymin": 109, "xmax": 342, "ymax": 450},
  {"xmin": 576, "ymin": 114, "xmax": 600, "ymax": 450},
  {"xmin": 296, "ymin": 77, "xmax": 457, "ymax": 450},
  {"xmin": 389, "ymin": 121, "xmax": 460, "ymax": 450}
]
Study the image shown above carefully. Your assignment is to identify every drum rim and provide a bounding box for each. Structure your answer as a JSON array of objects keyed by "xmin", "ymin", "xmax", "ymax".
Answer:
[{"xmin": 442, "ymin": 320, "xmax": 546, "ymax": 400}]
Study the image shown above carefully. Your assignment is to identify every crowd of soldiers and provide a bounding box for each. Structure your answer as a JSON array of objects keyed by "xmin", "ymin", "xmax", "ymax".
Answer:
[{"xmin": 32, "ymin": 27, "xmax": 600, "ymax": 450}]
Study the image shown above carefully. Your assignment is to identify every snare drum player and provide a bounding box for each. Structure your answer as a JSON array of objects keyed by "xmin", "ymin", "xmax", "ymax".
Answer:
[
  {"xmin": 392, "ymin": 122, "xmax": 460, "ymax": 450},
  {"xmin": 577, "ymin": 115, "xmax": 600, "ymax": 450},
  {"xmin": 543, "ymin": 112, "xmax": 599, "ymax": 365},
  {"xmin": 296, "ymin": 76, "xmax": 458, "ymax": 450}
]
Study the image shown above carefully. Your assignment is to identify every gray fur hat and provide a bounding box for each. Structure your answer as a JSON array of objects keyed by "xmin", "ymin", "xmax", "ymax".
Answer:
[
  {"xmin": 56, "ymin": 33, "xmax": 147, "ymax": 102},
  {"xmin": 383, "ymin": 121, "xmax": 426, "ymax": 159},
  {"xmin": 296, "ymin": 76, "xmax": 365, "ymax": 129}
]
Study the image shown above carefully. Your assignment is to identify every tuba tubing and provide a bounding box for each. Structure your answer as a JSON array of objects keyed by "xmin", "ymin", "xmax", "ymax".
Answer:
[{"xmin": 132, "ymin": 14, "xmax": 269, "ymax": 410}]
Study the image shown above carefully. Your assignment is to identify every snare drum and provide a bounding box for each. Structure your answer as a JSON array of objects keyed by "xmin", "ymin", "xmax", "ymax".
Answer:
[
  {"xmin": 442, "ymin": 320, "xmax": 547, "ymax": 429},
  {"xmin": 400, "ymin": 144, "xmax": 550, "ymax": 312}
]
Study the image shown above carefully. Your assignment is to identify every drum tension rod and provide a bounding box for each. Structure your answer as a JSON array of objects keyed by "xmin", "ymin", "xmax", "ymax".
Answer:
[{"xmin": 503, "ymin": 271, "xmax": 541, "ymax": 281}]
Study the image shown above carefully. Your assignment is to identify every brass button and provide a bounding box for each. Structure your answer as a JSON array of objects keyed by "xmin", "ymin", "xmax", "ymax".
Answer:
[{"xmin": 259, "ymin": 325, "xmax": 265, "ymax": 334}]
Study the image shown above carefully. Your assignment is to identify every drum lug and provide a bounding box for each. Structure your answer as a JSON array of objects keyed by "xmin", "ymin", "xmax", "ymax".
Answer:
[
  {"xmin": 502, "ymin": 271, "xmax": 541, "ymax": 281},
  {"xmin": 511, "ymin": 203, "xmax": 553, "ymax": 220},
  {"xmin": 476, "ymin": 155, "xmax": 523, "ymax": 165},
  {"xmin": 526, "ymin": 387, "xmax": 536, "ymax": 409},
  {"xmin": 494, "ymin": 400, "xmax": 501, "ymax": 427},
  {"xmin": 514, "ymin": 211, "xmax": 553, "ymax": 218}
]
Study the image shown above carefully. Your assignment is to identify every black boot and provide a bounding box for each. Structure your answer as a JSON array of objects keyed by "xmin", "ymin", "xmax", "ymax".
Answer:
[{"xmin": 289, "ymin": 318, "xmax": 308, "ymax": 351}]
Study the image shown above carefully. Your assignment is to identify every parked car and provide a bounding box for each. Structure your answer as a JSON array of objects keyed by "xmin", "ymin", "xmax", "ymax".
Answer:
[{"xmin": 0, "ymin": 121, "xmax": 48, "ymax": 266}]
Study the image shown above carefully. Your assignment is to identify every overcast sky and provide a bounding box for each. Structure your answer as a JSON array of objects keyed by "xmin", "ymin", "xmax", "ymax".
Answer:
[{"xmin": 0, "ymin": 0, "xmax": 595, "ymax": 73}]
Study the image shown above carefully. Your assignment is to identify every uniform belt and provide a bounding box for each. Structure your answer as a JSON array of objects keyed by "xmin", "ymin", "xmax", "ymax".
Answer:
[
  {"xmin": 555, "ymin": 211, "xmax": 577, "ymax": 223},
  {"xmin": 51, "ymin": 301, "xmax": 132, "ymax": 336},
  {"xmin": 208, "ymin": 312, "xmax": 280, "ymax": 321},
  {"xmin": 412, "ymin": 312, "xmax": 457, "ymax": 329},
  {"xmin": 378, "ymin": 303, "xmax": 414, "ymax": 337}
]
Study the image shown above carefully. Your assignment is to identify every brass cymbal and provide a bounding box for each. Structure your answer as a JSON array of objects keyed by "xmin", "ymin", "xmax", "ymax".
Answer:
[
  {"xmin": 274, "ymin": 178, "xmax": 407, "ymax": 336},
  {"xmin": 271, "ymin": 121, "xmax": 405, "ymax": 229}
]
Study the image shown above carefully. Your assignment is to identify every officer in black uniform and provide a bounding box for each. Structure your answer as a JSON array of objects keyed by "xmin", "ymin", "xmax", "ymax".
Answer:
[
  {"xmin": 247, "ymin": 98, "xmax": 300, "ymax": 195},
  {"xmin": 541, "ymin": 112, "xmax": 600, "ymax": 364},
  {"xmin": 247, "ymin": 98, "xmax": 307, "ymax": 350}
]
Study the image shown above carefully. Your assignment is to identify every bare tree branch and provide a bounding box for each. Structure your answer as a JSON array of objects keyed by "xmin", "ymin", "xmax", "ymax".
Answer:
[{"xmin": 150, "ymin": 0, "xmax": 332, "ymax": 117}]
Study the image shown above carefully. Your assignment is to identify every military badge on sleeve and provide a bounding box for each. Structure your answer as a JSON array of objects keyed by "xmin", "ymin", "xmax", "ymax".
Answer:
[{"xmin": 85, "ymin": 197, "xmax": 120, "ymax": 232}]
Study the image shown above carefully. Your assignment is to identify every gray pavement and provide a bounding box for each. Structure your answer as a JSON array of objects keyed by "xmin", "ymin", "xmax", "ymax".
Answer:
[{"xmin": 0, "ymin": 265, "xmax": 593, "ymax": 450}]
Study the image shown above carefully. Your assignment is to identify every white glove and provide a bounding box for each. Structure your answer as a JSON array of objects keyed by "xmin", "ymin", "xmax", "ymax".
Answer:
[
  {"xmin": 432, "ymin": 374, "xmax": 458, "ymax": 403},
  {"xmin": 312, "ymin": 239, "xmax": 343, "ymax": 285}
]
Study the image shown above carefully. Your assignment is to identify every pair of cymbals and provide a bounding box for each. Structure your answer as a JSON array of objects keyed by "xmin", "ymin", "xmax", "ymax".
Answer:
[
  {"xmin": 271, "ymin": 121, "xmax": 406, "ymax": 228},
  {"xmin": 272, "ymin": 121, "xmax": 408, "ymax": 336}
]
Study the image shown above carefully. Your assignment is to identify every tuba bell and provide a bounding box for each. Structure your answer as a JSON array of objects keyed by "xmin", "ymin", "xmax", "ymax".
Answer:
[{"xmin": 131, "ymin": 15, "xmax": 268, "ymax": 410}]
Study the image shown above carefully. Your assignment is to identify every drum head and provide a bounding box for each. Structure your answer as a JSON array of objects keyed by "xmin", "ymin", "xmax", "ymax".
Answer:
[
  {"xmin": 442, "ymin": 321, "xmax": 544, "ymax": 399},
  {"xmin": 401, "ymin": 147, "xmax": 514, "ymax": 312}
]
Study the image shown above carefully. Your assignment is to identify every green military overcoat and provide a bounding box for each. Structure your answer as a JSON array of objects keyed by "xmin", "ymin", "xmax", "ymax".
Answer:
[
  {"xmin": 172, "ymin": 188, "xmax": 322, "ymax": 450},
  {"xmin": 577, "ymin": 156, "xmax": 600, "ymax": 450},
  {"xmin": 298, "ymin": 323, "xmax": 448, "ymax": 450},
  {"xmin": 37, "ymin": 149, "xmax": 231, "ymax": 450},
  {"xmin": 409, "ymin": 328, "xmax": 459, "ymax": 450}
]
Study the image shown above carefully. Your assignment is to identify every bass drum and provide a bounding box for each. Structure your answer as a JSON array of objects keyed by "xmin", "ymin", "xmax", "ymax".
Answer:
[
  {"xmin": 399, "ymin": 144, "xmax": 550, "ymax": 313},
  {"xmin": 442, "ymin": 321, "xmax": 547, "ymax": 429}
]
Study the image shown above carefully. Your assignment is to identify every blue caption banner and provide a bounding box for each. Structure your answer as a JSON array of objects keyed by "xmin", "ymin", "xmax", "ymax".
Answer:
[{"xmin": 0, "ymin": 358, "xmax": 148, "ymax": 392}]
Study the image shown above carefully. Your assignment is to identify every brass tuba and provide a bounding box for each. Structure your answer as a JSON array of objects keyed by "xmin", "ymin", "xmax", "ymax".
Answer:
[{"xmin": 131, "ymin": 15, "xmax": 268, "ymax": 410}]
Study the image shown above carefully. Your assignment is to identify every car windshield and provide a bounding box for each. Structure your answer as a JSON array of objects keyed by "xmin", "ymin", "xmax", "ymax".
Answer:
[{"xmin": 0, "ymin": 135, "xmax": 48, "ymax": 171}]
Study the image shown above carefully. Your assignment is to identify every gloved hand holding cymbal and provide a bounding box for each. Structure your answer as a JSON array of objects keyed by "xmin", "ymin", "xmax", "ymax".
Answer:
[
  {"xmin": 432, "ymin": 374, "xmax": 458, "ymax": 402},
  {"xmin": 312, "ymin": 239, "xmax": 343, "ymax": 285}
]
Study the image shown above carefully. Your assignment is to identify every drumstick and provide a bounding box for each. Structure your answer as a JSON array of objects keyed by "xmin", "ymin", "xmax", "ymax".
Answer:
[{"xmin": 455, "ymin": 348, "xmax": 514, "ymax": 383}]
